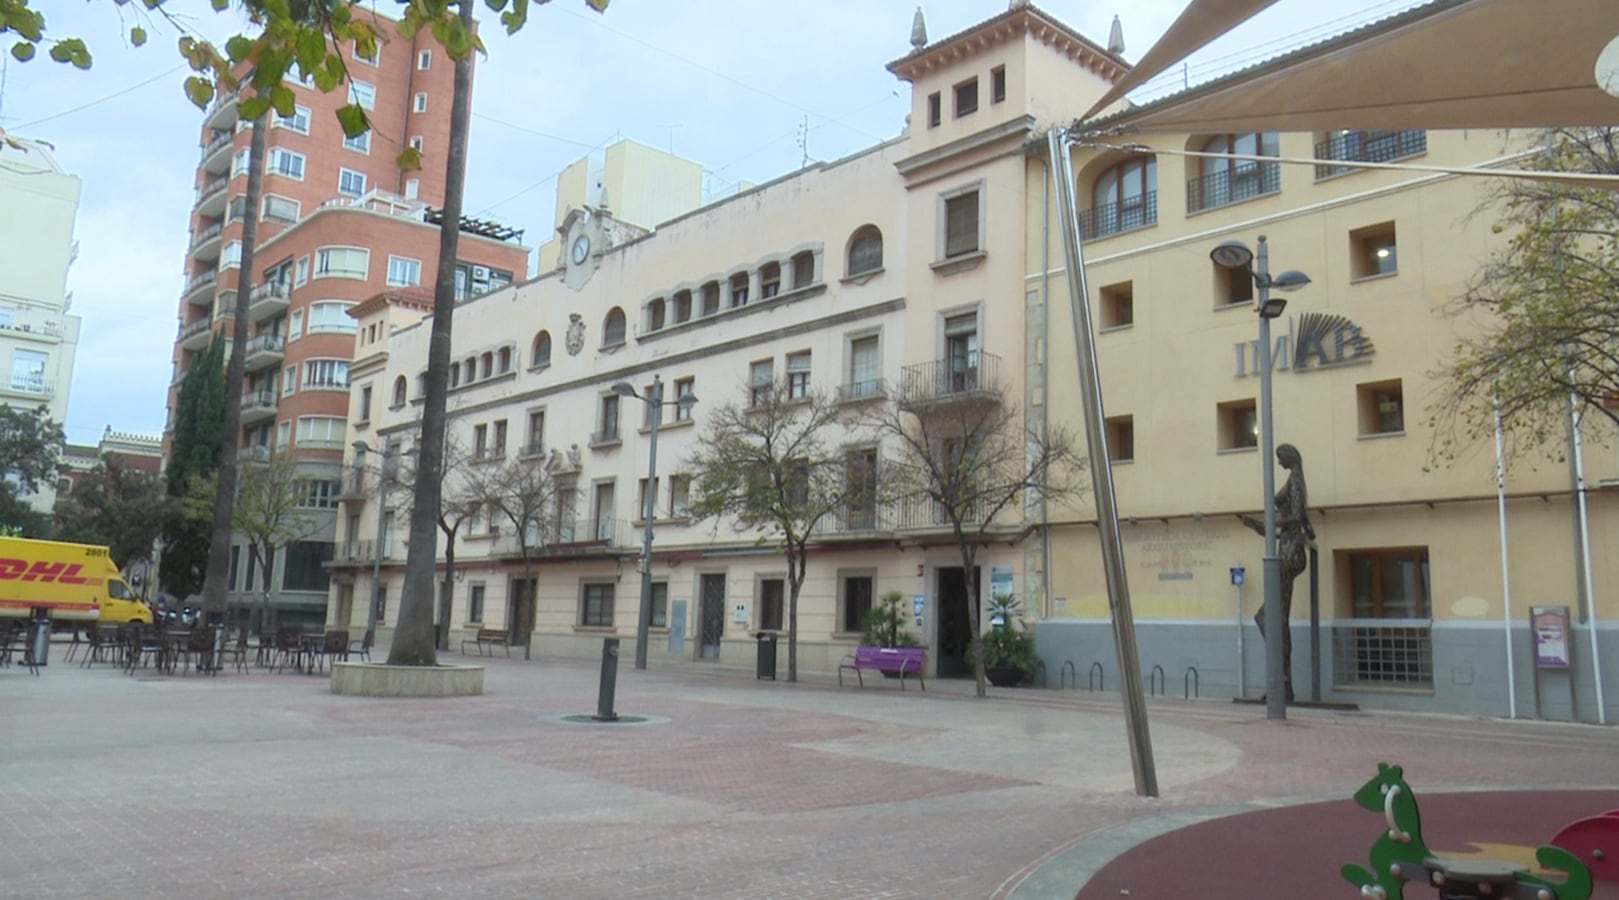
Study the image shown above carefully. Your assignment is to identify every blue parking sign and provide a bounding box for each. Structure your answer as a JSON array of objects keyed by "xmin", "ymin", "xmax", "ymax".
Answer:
[{"xmin": 1229, "ymin": 566, "xmax": 1246, "ymax": 587}]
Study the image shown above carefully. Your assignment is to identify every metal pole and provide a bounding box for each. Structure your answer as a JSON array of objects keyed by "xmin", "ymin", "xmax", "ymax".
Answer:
[
  {"xmin": 1236, "ymin": 580, "xmax": 1245, "ymax": 699},
  {"xmin": 1309, "ymin": 546, "xmax": 1320, "ymax": 703},
  {"xmin": 1568, "ymin": 379, "xmax": 1607, "ymax": 724},
  {"xmin": 1256, "ymin": 236, "xmax": 1286, "ymax": 721},
  {"xmin": 1048, "ymin": 128, "xmax": 1158, "ymax": 797},
  {"xmin": 1493, "ymin": 391, "xmax": 1519, "ymax": 719},
  {"xmin": 634, "ymin": 376, "xmax": 661, "ymax": 671},
  {"xmin": 365, "ymin": 446, "xmax": 388, "ymax": 645},
  {"xmin": 595, "ymin": 637, "xmax": 620, "ymax": 720}
]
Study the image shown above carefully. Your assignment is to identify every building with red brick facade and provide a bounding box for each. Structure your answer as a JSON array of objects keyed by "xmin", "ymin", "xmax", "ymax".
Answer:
[{"xmin": 168, "ymin": 11, "xmax": 529, "ymax": 624}]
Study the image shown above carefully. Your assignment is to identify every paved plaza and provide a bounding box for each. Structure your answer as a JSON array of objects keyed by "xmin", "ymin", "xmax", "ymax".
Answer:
[{"xmin": 3, "ymin": 647, "xmax": 1616, "ymax": 899}]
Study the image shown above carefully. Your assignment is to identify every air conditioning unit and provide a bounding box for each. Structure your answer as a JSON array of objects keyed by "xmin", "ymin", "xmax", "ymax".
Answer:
[{"xmin": 472, "ymin": 265, "xmax": 490, "ymax": 281}]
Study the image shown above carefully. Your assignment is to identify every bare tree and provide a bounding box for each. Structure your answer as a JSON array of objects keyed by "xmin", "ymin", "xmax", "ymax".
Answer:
[
  {"xmin": 476, "ymin": 452, "xmax": 572, "ymax": 660},
  {"xmin": 232, "ymin": 453, "xmax": 325, "ymax": 632},
  {"xmin": 687, "ymin": 380, "xmax": 853, "ymax": 682},
  {"xmin": 1430, "ymin": 127, "xmax": 1619, "ymax": 463},
  {"xmin": 862, "ymin": 371, "xmax": 1082, "ymax": 698},
  {"xmin": 385, "ymin": 431, "xmax": 481, "ymax": 651}
]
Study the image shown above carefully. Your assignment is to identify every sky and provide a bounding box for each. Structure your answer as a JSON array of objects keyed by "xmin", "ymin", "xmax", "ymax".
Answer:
[{"xmin": 0, "ymin": 0, "xmax": 1426, "ymax": 447}]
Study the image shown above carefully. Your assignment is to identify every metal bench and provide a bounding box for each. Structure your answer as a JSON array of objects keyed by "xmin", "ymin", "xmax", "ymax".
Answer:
[
  {"xmin": 460, "ymin": 627, "xmax": 511, "ymax": 657},
  {"xmin": 838, "ymin": 645, "xmax": 926, "ymax": 690}
]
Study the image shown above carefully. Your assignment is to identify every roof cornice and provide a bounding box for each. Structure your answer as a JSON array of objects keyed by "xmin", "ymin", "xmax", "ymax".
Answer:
[{"xmin": 887, "ymin": 5, "xmax": 1127, "ymax": 84}]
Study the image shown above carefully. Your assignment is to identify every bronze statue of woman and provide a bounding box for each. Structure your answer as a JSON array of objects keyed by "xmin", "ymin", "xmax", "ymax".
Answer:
[{"xmin": 1240, "ymin": 443, "xmax": 1314, "ymax": 703}]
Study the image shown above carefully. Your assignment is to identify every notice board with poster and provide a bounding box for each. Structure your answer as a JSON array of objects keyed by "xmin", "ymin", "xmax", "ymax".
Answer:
[{"xmin": 1529, "ymin": 605, "xmax": 1576, "ymax": 720}]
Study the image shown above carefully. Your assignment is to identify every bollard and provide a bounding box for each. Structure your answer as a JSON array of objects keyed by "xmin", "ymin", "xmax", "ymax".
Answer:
[
  {"xmin": 25, "ymin": 606, "xmax": 51, "ymax": 674},
  {"xmin": 594, "ymin": 637, "xmax": 620, "ymax": 721},
  {"xmin": 208, "ymin": 621, "xmax": 226, "ymax": 674}
]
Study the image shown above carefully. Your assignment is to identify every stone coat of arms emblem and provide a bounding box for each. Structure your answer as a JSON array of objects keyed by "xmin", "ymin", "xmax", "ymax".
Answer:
[{"xmin": 565, "ymin": 313, "xmax": 586, "ymax": 356}]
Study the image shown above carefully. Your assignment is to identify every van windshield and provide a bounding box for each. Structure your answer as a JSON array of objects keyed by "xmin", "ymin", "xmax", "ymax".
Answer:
[{"xmin": 106, "ymin": 579, "xmax": 137, "ymax": 601}]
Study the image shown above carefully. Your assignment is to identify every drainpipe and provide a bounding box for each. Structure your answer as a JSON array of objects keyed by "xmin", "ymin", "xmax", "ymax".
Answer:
[{"xmin": 1039, "ymin": 150, "xmax": 1054, "ymax": 620}]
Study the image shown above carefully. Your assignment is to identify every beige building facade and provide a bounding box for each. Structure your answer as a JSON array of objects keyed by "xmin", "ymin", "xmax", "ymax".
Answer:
[{"xmin": 331, "ymin": 4, "xmax": 1616, "ymax": 720}]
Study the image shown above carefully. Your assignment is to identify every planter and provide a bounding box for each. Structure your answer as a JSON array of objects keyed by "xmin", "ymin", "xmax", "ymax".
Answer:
[
  {"xmin": 986, "ymin": 666, "xmax": 1029, "ymax": 688},
  {"xmin": 330, "ymin": 661, "xmax": 484, "ymax": 697}
]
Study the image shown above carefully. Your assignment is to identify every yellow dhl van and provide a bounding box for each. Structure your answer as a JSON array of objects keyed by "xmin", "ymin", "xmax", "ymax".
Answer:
[{"xmin": 0, "ymin": 537, "xmax": 152, "ymax": 625}]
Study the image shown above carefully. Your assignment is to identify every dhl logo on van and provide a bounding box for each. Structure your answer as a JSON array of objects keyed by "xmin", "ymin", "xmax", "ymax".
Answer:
[{"xmin": 0, "ymin": 559, "xmax": 92, "ymax": 584}]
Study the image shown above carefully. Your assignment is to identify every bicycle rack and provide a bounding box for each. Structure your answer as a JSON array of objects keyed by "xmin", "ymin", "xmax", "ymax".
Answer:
[
  {"xmin": 1148, "ymin": 664, "xmax": 1165, "ymax": 697},
  {"xmin": 1061, "ymin": 660, "xmax": 1077, "ymax": 690},
  {"xmin": 1032, "ymin": 658, "xmax": 1047, "ymax": 689},
  {"xmin": 1184, "ymin": 666, "xmax": 1200, "ymax": 699},
  {"xmin": 1088, "ymin": 661, "xmax": 1104, "ymax": 692}
]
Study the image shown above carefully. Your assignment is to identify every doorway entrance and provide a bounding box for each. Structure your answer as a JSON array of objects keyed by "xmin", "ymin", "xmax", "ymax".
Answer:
[
  {"xmin": 508, "ymin": 576, "xmax": 536, "ymax": 647},
  {"xmin": 698, "ymin": 572, "xmax": 726, "ymax": 659},
  {"xmin": 937, "ymin": 566, "xmax": 979, "ymax": 678}
]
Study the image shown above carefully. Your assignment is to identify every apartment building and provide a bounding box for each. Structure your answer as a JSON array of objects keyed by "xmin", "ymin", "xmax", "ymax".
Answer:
[
  {"xmin": 167, "ymin": 11, "xmax": 530, "ymax": 625},
  {"xmin": 0, "ymin": 138, "xmax": 83, "ymax": 515},
  {"xmin": 328, "ymin": 4, "xmax": 1616, "ymax": 719}
]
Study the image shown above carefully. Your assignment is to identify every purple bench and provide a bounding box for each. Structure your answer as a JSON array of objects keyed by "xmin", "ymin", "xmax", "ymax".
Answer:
[{"xmin": 838, "ymin": 645, "xmax": 926, "ymax": 691}]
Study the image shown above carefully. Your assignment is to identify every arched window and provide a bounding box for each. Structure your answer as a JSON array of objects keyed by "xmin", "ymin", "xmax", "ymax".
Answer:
[
  {"xmin": 790, "ymin": 251, "xmax": 815, "ymax": 289},
  {"xmin": 1190, "ymin": 132, "xmax": 1279, "ymax": 211},
  {"xmin": 647, "ymin": 297, "xmax": 666, "ymax": 332},
  {"xmin": 462, "ymin": 357, "xmax": 476, "ymax": 384},
  {"xmin": 496, "ymin": 347, "xmax": 511, "ymax": 374},
  {"xmin": 1089, "ymin": 157, "xmax": 1156, "ymax": 237},
  {"xmin": 847, "ymin": 225, "xmax": 883, "ymax": 276},
  {"xmin": 760, "ymin": 261, "xmax": 782, "ymax": 299},
  {"xmin": 391, "ymin": 375, "xmax": 407, "ymax": 407},
  {"xmin": 603, "ymin": 307, "xmax": 626, "ymax": 346},
  {"xmin": 532, "ymin": 330, "xmax": 552, "ymax": 367},
  {"xmin": 480, "ymin": 352, "xmax": 493, "ymax": 379},
  {"xmin": 450, "ymin": 366, "xmax": 460, "ymax": 388}
]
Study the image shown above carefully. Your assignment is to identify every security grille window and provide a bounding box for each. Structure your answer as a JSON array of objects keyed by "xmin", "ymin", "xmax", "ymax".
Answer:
[
  {"xmin": 759, "ymin": 578, "xmax": 785, "ymax": 631},
  {"xmin": 944, "ymin": 190, "xmax": 980, "ymax": 257},
  {"xmin": 315, "ymin": 247, "xmax": 369, "ymax": 280},
  {"xmin": 338, "ymin": 168, "xmax": 367, "ymax": 197},
  {"xmin": 1336, "ymin": 548, "xmax": 1433, "ymax": 688},
  {"xmin": 303, "ymin": 359, "xmax": 349, "ymax": 390},
  {"xmin": 841, "ymin": 575, "xmax": 873, "ymax": 633},
  {"xmin": 282, "ymin": 542, "xmax": 334, "ymax": 592},
  {"xmin": 581, "ymin": 583, "xmax": 614, "ymax": 627},
  {"xmin": 387, "ymin": 256, "xmax": 422, "ymax": 287},
  {"xmin": 308, "ymin": 302, "xmax": 357, "ymax": 335},
  {"xmin": 786, "ymin": 352, "xmax": 811, "ymax": 399}
]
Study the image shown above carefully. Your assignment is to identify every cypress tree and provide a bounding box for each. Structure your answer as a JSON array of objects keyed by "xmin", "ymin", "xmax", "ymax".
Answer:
[{"xmin": 160, "ymin": 332, "xmax": 227, "ymax": 599}]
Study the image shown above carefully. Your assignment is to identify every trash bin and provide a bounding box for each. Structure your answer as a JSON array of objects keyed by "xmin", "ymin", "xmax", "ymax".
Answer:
[
  {"xmin": 756, "ymin": 632, "xmax": 777, "ymax": 681},
  {"xmin": 25, "ymin": 606, "xmax": 52, "ymax": 672}
]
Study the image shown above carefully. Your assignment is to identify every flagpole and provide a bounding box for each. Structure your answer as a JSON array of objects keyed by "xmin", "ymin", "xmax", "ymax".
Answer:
[{"xmin": 1492, "ymin": 390, "xmax": 1517, "ymax": 719}]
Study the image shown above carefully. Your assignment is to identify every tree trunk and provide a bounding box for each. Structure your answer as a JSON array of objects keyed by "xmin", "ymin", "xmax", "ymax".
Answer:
[
  {"xmin": 437, "ymin": 533, "xmax": 455, "ymax": 651},
  {"xmin": 199, "ymin": 116, "xmax": 266, "ymax": 623},
  {"xmin": 959, "ymin": 535, "xmax": 986, "ymax": 697},
  {"xmin": 389, "ymin": 3, "xmax": 474, "ymax": 666},
  {"xmin": 521, "ymin": 552, "xmax": 534, "ymax": 661},
  {"xmin": 786, "ymin": 540, "xmax": 804, "ymax": 682}
]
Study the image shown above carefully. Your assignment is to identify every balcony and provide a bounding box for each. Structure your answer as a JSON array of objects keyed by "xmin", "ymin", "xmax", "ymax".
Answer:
[
  {"xmin": 1187, "ymin": 162, "xmax": 1281, "ymax": 214},
  {"xmin": 190, "ymin": 221, "xmax": 223, "ymax": 261},
  {"xmin": 490, "ymin": 517, "xmax": 633, "ymax": 560},
  {"xmin": 2, "ymin": 375, "xmax": 55, "ymax": 400},
  {"xmin": 247, "ymin": 281, "xmax": 290, "ymax": 322},
  {"xmin": 1080, "ymin": 191, "xmax": 1158, "ymax": 241},
  {"xmin": 896, "ymin": 351, "xmax": 1002, "ymax": 411},
  {"xmin": 239, "ymin": 389, "xmax": 278, "ymax": 425},
  {"xmin": 195, "ymin": 176, "xmax": 228, "ymax": 217},
  {"xmin": 895, "ymin": 494, "xmax": 994, "ymax": 533},
  {"xmin": 182, "ymin": 269, "xmax": 218, "ymax": 307},
  {"xmin": 238, "ymin": 444, "xmax": 272, "ymax": 464},
  {"xmin": 177, "ymin": 316, "xmax": 217, "ymax": 351},
  {"xmin": 338, "ymin": 467, "xmax": 370, "ymax": 502},
  {"xmin": 836, "ymin": 378, "xmax": 887, "ymax": 404},
  {"xmin": 1315, "ymin": 129, "xmax": 1427, "ymax": 180},
  {"xmin": 243, "ymin": 333, "xmax": 285, "ymax": 371},
  {"xmin": 813, "ymin": 502, "xmax": 893, "ymax": 540},
  {"xmin": 206, "ymin": 87, "xmax": 239, "ymax": 130},
  {"xmin": 199, "ymin": 129, "xmax": 233, "ymax": 173}
]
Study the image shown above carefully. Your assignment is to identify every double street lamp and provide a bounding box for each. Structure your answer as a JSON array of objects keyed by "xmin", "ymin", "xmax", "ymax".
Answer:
[
  {"xmin": 1209, "ymin": 236, "xmax": 1310, "ymax": 722},
  {"xmin": 610, "ymin": 375, "xmax": 698, "ymax": 670}
]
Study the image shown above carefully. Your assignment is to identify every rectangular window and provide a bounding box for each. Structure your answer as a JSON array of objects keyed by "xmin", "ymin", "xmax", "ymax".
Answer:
[
  {"xmin": 343, "ymin": 130, "xmax": 371, "ymax": 154},
  {"xmin": 846, "ymin": 335, "xmax": 880, "ymax": 399},
  {"xmin": 417, "ymin": 50, "xmax": 432, "ymax": 70},
  {"xmin": 1100, "ymin": 281, "xmax": 1134, "ymax": 328},
  {"xmin": 468, "ymin": 583, "xmax": 486, "ymax": 623},
  {"xmin": 1216, "ymin": 262, "xmax": 1254, "ymax": 307},
  {"xmin": 650, "ymin": 582, "xmax": 668, "ymax": 628},
  {"xmin": 404, "ymin": 179, "xmax": 420, "ymax": 200},
  {"xmin": 413, "ymin": 92, "xmax": 428, "ymax": 113},
  {"xmin": 315, "ymin": 246, "xmax": 369, "ymax": 280},
  {"xmin": 944, "ymin": 189, "xmax": 980, "ymax": 257},
  {"xmin": 282, "ymin": 541, "xmax": 334, "ymax": 592},
  {"xmin": 244, "ymin": 551, "xmax": 256, "ymax": 594},
  {"xmin": 220, "ymin": 240, "xmax": 243, "ymax": 269},
  {"xmin": 673, "ymin": 377, "xmax": 695, "ymax": 421},
  {"xmin": 10, "ymin": 349, "xmax": 47, "ymax": 393},
  {"xmin": 353, "ymin": 41, "xmax": 378, "ymax": 66},
  {"xmin": 282, "ymin": 365, "xmax": 297, "ymax": 397},
  {"xmin": 758, "ymin": 578, "xmax": 785, "ymax": 631},
  {"xmin": 991, "ymin": 65, "xmax": 1006, "ymax": 103},
  {"xmin": 1218, "ymin": 399, "xmax": 1258, "ymax": 451},
  {"xmin": 267, "ymin": 148, "xmax": 306, "ymax": 180},
  {"xmin": 303, "ymin": 359, "xmax": 349, "ymax": 390},
  {"xmin": 493, "ymin": 419, "xmax": 507, "ymax": 457},
  {"xmin": 231, "ymin": 147, "xmax": 251, "ymax": 177},
  {"xmin": 338, "ymin": 168, "xmax": 367, "ymax": 197},
  {"xmin": 927, "ymin": 92, "xmax": 941, "ymax": 128},
  {"xmin": 641, "ymin": 382, "xmax": 661, "ymax": 429},
  {"xmin": 668, "ymin": 474, "xmax": 691, "ymax": 518},
  {"xmin": 1334, "ymin": 548, "xmax": 1433, "ymax": 688},
  {"xmin": 387, "ymin": 256, "xmax": 422, "ymax": 287},
  {"xmin": 228, "ymin": 546, "xmax": 241, "ymax": 591},
  {"xmin": 581, "ymin": 583, "xmax": 614, "ymax": 627},
  {"xmin": 954, "ymin": 77, "xmax": 979, "ymax": 117},
  {"xmin": 357, "ymin": 385, "xmax": 372, "ymax": 423},
  {"xmin": 597, "ymin": 395, "xmax": 620, "ymax": 443},
  {"xmin": 526, "ymin": 410, "xmax": 545, "ymax": 456},
  {"xmin": 474, "ymin": 424, "xmax": 489, "ymax": 459},
  {"xmin": 844, "ymin": 448, "xmax": 878, "ymax": 529},
  {"xmin": 637, "ymin": 477, "xmax": 659, "ymax": 522},
  {"xmin": 749, "ymin": 360, "xmax": 773, "ymax": 407},
  {"xmin": 1358, "ymin": 379, "xmax": 1405, "ymax": 436},
  {"xmin": 786, "ymin": 351, "xmax": 811, "ymax": 399},
  {"xmin": 288, "ymin": 310, "xmax": 304, "ymax": 341},
  {"xmin": 307, "ymin": 302, "xmax": 357, "ymax": 334},
  {"xmin": 274, "ymin": 105, "xmax": 311, "ymax": 134},
  {"xmin": 276, "ymin": 420, "xmax": 291, "ymax": 449},
  {"xmin": 294, "ymin": 256, "xmax": 309, "ymax": 287},
  {"xmin": 298, "ymin": 479, "xmax": 339, "ymax": 509},
  {"xmin": 1350, "ymin": 221, "xmax": 1398, "ymax": 279},
  {"xmin": 841, "ymin": 575, "xmax": 873, "ymax": 633},
  {"xmin": 296, "ymin": 415, "xmax": 346, "ymax": 448},
  {"xmin": 1107, "ymin": 415, "xmax": 1135, "ymax": 463},
  {"xmin": 262, "ymin": 195, "xmax": 300, "ymax": 225},
  {"xmin": 409, "ymin": 135, "xmax": 424, "ymax": 153},
  {"xmin": 349, "ymin": 80, "xmax": 377, "ymax": 110}
]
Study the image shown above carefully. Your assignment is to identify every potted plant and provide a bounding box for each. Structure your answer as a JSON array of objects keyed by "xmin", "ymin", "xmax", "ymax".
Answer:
[
  {"xmin": 971, "ymin": 594, "xmax": 1038, "ymax": 687},
  {"xmin": 860, "ymin": 591, "xmax": 920, "ymax": 678}
]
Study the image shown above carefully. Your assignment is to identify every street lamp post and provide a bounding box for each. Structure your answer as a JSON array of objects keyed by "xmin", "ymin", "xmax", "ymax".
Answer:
[
  {"xmin": 1210, "ymin": 236, "xmax": 1310, "ymax": 722},
  {"xmin": 610, "ymin": 375, "xmax": 697, "ymax": 670}
]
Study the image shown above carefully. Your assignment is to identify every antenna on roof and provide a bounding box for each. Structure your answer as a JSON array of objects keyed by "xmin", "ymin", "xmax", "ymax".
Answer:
[
  {"xmin": 910, "ymin": 7, "xmax": 927, "ymax": 49},
  {"xmin": 797, "ymin": 115, "xmax": 810, "ymax": 169}
]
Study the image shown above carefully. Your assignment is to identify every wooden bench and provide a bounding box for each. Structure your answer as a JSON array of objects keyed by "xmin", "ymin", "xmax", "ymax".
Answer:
[
  {"xmin": 460, "ymin": 627, "xmax": 511, "ymax": 657},
  {"xmin": 838, "ymin": 645, "xmax": 926, "ymax": 691}
]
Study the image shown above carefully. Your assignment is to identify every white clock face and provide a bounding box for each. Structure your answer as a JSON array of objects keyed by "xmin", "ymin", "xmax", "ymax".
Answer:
[{"xmin": 571, "ymin": 235, "xmax": 590, "ymax": 265}]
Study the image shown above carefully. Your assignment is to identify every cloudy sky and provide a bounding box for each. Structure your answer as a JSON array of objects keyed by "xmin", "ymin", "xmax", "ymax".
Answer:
[{"xmin": 1, "ymin": 0, "xmax": 1422, "ymax": 447}]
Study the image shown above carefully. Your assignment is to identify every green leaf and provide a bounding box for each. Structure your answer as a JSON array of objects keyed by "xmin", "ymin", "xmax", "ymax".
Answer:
[
  {"xmin": 296, "ymin": 30, "xmax": 324, "ymax": 74},
  {"xmin": 130, "ymin": 26, "xmax": 146, "ymax": 47},
  {"xmin": 183, "ymin": 76, "xmax": 214, "ymax": 109},
  {"xmin": 397, "ymin": 146, "xmax": 423, "ymax": 171},
  {"xmin": 239, "ymin": 95, "xmax": 271, "ymax": 120},
  {"xmin": 211, "ymin": 0, "xmax": 229, "ymax": 9},
  {"xmin": 10, "ymin": 43, "xmax": 34, "ymax": 63},
  {"xmin": 269, "ymin": 83, "xmax": 296, "ymax": 117},
  {"xmin": 225, "ymin": 35, "xmax": 252, "ymax": 63},
  {"xmin": 584, "ymin": 0, "xmax": 609, "ymax": 11},
  {"xmin": 335, "ymin": 103, "xmax": 370, "ymax": 140}
]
